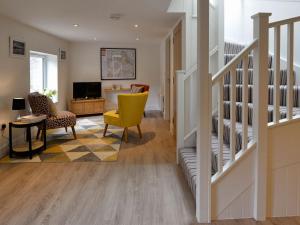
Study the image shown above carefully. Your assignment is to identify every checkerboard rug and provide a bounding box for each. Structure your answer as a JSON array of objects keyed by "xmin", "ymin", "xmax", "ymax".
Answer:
[{"xmin": 0, "ymin": 116, "xmax": 123, "ymax": 163}]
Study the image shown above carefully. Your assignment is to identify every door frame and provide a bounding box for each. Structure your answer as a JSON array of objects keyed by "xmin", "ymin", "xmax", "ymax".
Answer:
[
  {"xmin": 164, "ymin": 36, "xmax": 171, "ymax": 121},
  {"xmin": 170, "ymin": 21, "xmax": 182, "ymax": 136}
]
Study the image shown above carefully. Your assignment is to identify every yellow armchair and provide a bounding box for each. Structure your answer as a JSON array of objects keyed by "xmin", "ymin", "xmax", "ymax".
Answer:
[{"xmin": 103, "ymin": 92, "xmax": 148, "ymax": 142}]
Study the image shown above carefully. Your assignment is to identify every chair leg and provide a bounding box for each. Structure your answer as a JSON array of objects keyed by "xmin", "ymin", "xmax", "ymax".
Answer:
[
  {"xmin": 122, "ymin": 127, "xmax": 128, "ymax": 143},
  {"xmin": 71, "ymin": 126, "xmax": 77, "ymax": 139},
  {"xmin": 65, "ymin": 127, "xmax": 68, "ymax": 132},
  {"xmin": 144, "ymin": 111, "xmax": 146, "ymax": 117},
  {"xmin": 103, "ymin": 124, "xmax": 108, "ymax": 137},
  {"xmin": 36, "ymin": 128, "xmax": 41, "ymax": 140},
  {"xmin": 137, "ymin": 124, "xmax": 142, "ymax": 139},
  {"xmin": 40, "ymin": 129, "xmax": 44, "ymax": 141}
]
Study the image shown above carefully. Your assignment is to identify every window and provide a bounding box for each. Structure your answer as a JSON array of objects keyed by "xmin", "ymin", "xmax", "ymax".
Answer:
[{"xmin": 30, "ymin": 51, "xmax": 58, "ymax": 102}]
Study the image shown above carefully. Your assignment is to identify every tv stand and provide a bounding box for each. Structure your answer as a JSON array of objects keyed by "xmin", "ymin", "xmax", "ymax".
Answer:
[{"xmin": 69, "ymin": 98, "xmax": 105, "ymax": 116}]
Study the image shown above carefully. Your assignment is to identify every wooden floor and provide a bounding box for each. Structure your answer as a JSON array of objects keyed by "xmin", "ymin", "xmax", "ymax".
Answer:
[
  {"xmin": 0, "ymin": 112, "xmax": 299, "ymax": 225},
  {"xmin": 0, "ymin": 113, "xmax": 196, "ymax": 225},
  {"xmin": 201, "ymin": 217, "xmax": 300, "ymax": 225}
]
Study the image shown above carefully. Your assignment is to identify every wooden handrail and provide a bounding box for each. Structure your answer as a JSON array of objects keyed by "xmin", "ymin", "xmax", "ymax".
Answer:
[
  {"xmin": 183, "ymin": 64, "xmax": 197, "ymax": 80},
  {"xmin": 212, "ymin": 39, "xmax": 258, "ymax": 85},
  {"xmin": 269, "ymin": 16, "xmax": 300, "ymax": 28}
]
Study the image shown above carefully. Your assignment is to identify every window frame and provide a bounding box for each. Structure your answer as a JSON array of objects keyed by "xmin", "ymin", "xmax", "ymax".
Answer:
[
  {"xmin": 29, "ymin": 51, "xmax": 58, "ymax": 103},
  {"xmin": 30, "ymin": 53, "xmax": 48, "ymax": 91}
]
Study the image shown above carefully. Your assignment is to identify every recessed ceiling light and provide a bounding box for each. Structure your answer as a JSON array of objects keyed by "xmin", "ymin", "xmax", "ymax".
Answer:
[
  {"xmin": 110, "ymin": 13, "xmax": 122, "ymax": 21},
  {"xmin": 73, "ymin": 24, "xmax": 79, "ymax": 27},
  {"xmin": 93, "ymin": 37, "xmax": 97, "ymax": 41},
  {"xmin": 134, "ymin": 24, "xmax": 139, "ymax": 28},
  {"xmin": 136, "ymin": 37, "xmax": 140, "ymax": 41}
]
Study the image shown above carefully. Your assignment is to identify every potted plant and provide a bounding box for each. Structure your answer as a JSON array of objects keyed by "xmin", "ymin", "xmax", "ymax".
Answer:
[{"xmin": 43, "ymin": 89, "xmax": 57, "ymax": 101}]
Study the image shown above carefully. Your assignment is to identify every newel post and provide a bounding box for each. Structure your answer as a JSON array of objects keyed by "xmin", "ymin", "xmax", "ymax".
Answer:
[
  {"xmin": 196, "ymin": 0, "xmax": 211, "ymax": 223},
  {"xmin": 251, "ymin": 13, "xmax": 271, "ymax": 221}
]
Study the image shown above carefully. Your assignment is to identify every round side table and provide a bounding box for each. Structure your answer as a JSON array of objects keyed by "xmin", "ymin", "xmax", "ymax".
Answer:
[{"xmin": 9, "ymin": 119, "xmax": 46, "ymax": 159}]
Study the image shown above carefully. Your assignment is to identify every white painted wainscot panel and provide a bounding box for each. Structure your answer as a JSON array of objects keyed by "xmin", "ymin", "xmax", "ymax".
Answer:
[
  {"xmin": 268, "ymin": 119, "xmax": 300, "ymax": 217},
  {"xmin": 211, "ymin": 150, "xmax": 255, "ymax": 219}
]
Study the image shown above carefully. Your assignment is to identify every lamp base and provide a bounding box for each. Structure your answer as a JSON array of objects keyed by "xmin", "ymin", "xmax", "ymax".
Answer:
[{"xmin": 16, "ymin": 114, "xmax": 22, "ymax": 121}]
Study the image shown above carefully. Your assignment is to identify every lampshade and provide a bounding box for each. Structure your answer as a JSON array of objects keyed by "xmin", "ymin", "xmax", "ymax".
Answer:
[{"xmin": 12, "ymin": 98, "xmax": 25, "ymax": 110}]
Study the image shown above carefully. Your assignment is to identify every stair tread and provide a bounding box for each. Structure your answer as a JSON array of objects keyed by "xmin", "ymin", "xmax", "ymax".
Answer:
[
  {"xmin": 224, "ymin": 84, "xmax": 300, "ymax": 87},
  {"xmin": 178, "ymin": 147, "xmax": 197, "ymax": 199},
  {"xmin": 224, "ymin": 101, "xmax": 300, "ymax": 111},
  {"xmin": 178, "ymin": 133, "xmax": 232, "ymax": 199},
  {"xmin": 212, "ymin": 115, "xmax": 254, "ymax": 151}
]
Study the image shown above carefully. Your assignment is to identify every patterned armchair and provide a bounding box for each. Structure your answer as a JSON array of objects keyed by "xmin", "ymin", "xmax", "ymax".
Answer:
[{"xmin": 28, "ymin": 93, "xmax": 77, "ymax": 139}]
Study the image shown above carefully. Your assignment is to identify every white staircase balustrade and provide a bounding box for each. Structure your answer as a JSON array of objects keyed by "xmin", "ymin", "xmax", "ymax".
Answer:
[
  {"xmin": 269, "ymin": 17, "xmax": 300, "ymax": 124},
  {"xmin": 212, "ymin": 39, "xmax": 258, "ymax": 176}
]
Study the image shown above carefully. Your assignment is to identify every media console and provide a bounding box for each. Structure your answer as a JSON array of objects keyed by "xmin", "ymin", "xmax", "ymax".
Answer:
[{"xmin": 69, "ymin": 98, "xmax": 105, "ymax": 116}]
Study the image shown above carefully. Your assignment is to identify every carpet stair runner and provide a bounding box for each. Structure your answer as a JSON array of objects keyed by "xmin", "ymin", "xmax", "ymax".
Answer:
[{"xmin": 178, "ymin": 42, "xmax": 300, "ymax": 199}]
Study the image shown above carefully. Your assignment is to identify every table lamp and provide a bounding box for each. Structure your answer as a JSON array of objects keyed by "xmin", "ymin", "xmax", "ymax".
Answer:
[{"xmin": 12, "ymin": 98, "xmax": 25, "ymax": 120}]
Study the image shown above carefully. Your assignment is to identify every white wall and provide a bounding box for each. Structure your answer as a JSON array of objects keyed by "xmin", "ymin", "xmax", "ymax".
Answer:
[
  {"xmin": 225, "ymin": 0, "xmax": 300, "ymax": 68},
  {"xmin": 224, "ymin": 0, "xmax": 245, "ymax": 44},
  {"xmin": 69, "ymin": 41, "xmax": 161, "ymax": 111},
  {"xmin": 0, "ymin": 15, "xmax": 70, "ymax": 157}
]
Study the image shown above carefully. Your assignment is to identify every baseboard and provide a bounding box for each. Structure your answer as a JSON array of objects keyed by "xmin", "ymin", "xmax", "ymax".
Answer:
[
  {"xmin": 0, "ymin": 133, "xmax": 25, "ymax": 159},
  {"xmin": 0, "ymin": 138, "xmax": 9, "ymax": 159},
  {"xmin": 145, "ymin": 105, "xmax": 161, "ymax": 111}
]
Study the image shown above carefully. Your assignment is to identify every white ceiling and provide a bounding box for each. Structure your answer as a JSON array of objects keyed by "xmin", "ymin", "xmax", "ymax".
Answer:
[{"xmin": 0, "ymin": 0, "xmax": 182, "ymax": 43}]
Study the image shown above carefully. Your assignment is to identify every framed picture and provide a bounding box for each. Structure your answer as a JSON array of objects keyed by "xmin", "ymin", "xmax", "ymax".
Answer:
[
  {"xmin": 9, "ymin": 37, "xmax": 26, "ymax": 58},
  {"xmin": 100, "ymin": 48, "xmax": 136, "ymax": 80},
  {"xmin": 59, "ymin": 48, "xmax": 66, "ymax": 60}
]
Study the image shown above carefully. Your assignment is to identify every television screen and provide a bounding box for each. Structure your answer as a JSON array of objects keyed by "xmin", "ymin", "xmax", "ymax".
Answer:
[{"xmin": 73, "ymin": 82, "xmax": 101, "ymax": 99}]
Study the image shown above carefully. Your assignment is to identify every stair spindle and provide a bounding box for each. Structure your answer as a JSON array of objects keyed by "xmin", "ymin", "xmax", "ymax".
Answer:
[
  {"xmin": 242, "ymin": 55, "xmax": 249, "ymax": 151},
  {"xmin": 273, "ymin": 26, "xmax": 281, "ymax": 123},
  {"xmin": 217, "ymin": 78, "xmax": 224, "ymax": 172},
  {"xmin": 230, "ymin": 67, "xmax": 236, "ymax": 161},
  {"xmin": 287, "ymin": 23, "xmax": 294, "ymax": 120}
]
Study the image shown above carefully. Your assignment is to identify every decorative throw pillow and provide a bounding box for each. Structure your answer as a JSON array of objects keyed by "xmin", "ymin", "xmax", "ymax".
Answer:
[
  {"xmin": 131, "ymin": 85, "xmax": 144, "ymax": 93},
  {"xmin": 47, "ymin": 97, "xmax": 58, "ymax": 117}
]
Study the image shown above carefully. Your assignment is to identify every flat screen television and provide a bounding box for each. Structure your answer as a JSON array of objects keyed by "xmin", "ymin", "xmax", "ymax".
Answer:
[{"xmin": 73, "ymin": 82, "xmax": 102, "ymax": 99}]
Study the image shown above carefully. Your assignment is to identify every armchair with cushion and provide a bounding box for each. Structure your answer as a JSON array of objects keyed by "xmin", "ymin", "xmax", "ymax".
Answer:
[
  {"xmin": 130, "ymin": 84, "xmax": 150, "ymax": 93},
  {"xmin": 103, "ymin": 92, "xmax": 148, "ymax": 143},
  {"xmin": 28, "ymin": 93, "xmax": 77, "ymax": 139},
  {"xmin": 130, "ymin": 84, "xmax": 149, "ymax": 116}
]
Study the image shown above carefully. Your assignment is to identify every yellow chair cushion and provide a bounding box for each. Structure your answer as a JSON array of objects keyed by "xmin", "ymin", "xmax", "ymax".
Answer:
[{"xmin": 103, "ymin": 110, "xmax": 121, "ymax": 127}]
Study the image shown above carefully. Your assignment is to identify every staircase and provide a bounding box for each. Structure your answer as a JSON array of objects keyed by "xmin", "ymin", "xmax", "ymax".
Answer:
[
  {"xmin": 178, "ymin": 41, "xmax": 300, "ymax": 199},
  {"xmin": 175, "ymin": 6, "xmax": 300, "ymax": 222}
]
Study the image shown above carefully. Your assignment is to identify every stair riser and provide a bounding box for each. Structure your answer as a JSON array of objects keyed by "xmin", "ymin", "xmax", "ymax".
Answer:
[
  {"xmin": 225, "ymin": 42, "xmax": 245, "ymax": 55},
  {"xmin": 224, "ymin": 69, "xmax": 294, "ymax": 86},
  {"xmin": 223, "ymin": 102, "xmax": 288, "ymax": 125},
  {"xmin": 223, "ymin": 85, "xmax": 300, "ymax": 107},
  {"xmin": 224, "ymin": 54, "xmax": 273, "ymax": 69},
  {"xmin": 212, "ymin": 116, "xmax": 250, "ymax": 153}
]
